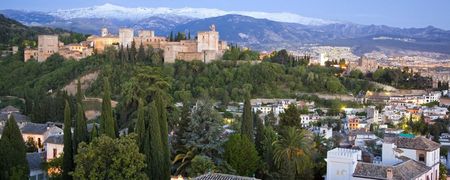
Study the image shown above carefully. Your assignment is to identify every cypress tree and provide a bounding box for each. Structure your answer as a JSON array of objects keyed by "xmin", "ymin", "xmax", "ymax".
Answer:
[
  {"xmin": 169, "ymin": 31, "xmax": 174, "ymax": 41},
  {"xmin": 155, "ymin": 91, "xmax": 171, "ymax": 179},
  {"xmin": 101, "ymin": 77, "xmax": 116, "ymax": 138},
  {"xmin": 0, "ymin": 116, "xmax": 29, "ymax": 179},
  {"xmin": 76, "ymin": 79, "xmax": 83, "ymax": 104},
  {"xmin": 74, "ymin": 103, "xmax": 87, "ymax": 153},
  {"xmin": 91, "ymin": 124, "xmax": 99, "ymax": 140},
  {"xmin": 62, "ymin": 100, "xmax": 74, "ymax": 180},
  {"xmin": 146, "ymin": 101, "xmax": 164, "ymax": 179},
  {"xmin": 241, "ymin": 97, "xmax": 254, "ymax": 141},
  {"xmin": 130, "ymin": 41, "xmax": 137, "ymax": 63},
  {"xmin": 135, "ymin": 98, "xmax": 146, "ymax": 151},
  {"xmin": 254, "ymin": 112, "xmax": 264, "ymax": 155},
  {"xmin": 173, "ymin": 99, "xmax": 190, "ymax": 152},
  {"xmin": 137, "ymin": 43, "xmax": 146, "ymax": 63}
]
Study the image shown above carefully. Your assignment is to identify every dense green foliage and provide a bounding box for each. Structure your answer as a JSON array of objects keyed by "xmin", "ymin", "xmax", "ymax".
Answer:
[
  {"xmin": 73, "ymin": 134, "xmax": 147, "ymax": 180},
  {"xmin": 349, "ymin": 67, "xmax": 432, "ymax": 89},
  {"xmin": 222, "ymin": 44, "xmax": 259, "ymax": 60},
  {"xmin": 189, "ymin": 155, "xmax": 216, "ymax": 177},
  {"xmin": 265, "ymin": 50, "xmax": 310, "ymax": 67},
  {"xmin": 224, "ymin": 134, "xmax": 260, "ymax": 176},
  {"xmin": 0, "ymin": 116, "xmax": 29, "ymax": 179}
]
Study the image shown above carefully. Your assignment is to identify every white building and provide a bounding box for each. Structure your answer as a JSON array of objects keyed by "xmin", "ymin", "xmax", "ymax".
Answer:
[
  {"xmin": 251, "ymin": 99, "xmax": 296, "ymax": 117},
  {"xmin": 326, "ymin": 148, "xmax": 361, "ymax": 180},
  {"xmin": 319, "ymin": 126, "xmax": 333, "ymax": 139},
  {"xmin": 348, "ymin": 130, "xmax": 379, "ymax": 147},
  {"xmin": 366, "ymin": 106, "xmax": 380, "ymax": 123},
  {"xmin": 320, "ymin": 53, "xmax": 329, "ymax": 66},
  {"xmin": 327, "ymin": 149, "xmax": 438, "ymax": 180},
  {"xmin": 119, "ymin": 28, "xmax": 134, "ymax": 48},
  {"xmin": 21, "ymin": 123, "xmax": 63, "ymax": 151},
  {"xmin": 44, "ymin": 134, "xmax": 64, "ymax": 162},
  {"xmin": 382, "ymin": 136, "xmax": 440, "ymax": 178}
]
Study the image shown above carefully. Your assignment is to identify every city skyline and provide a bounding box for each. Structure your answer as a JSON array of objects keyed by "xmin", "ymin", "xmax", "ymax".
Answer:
[{"xmin": 1, "ymin": 0, "xmax": 450, "ymax": 29}]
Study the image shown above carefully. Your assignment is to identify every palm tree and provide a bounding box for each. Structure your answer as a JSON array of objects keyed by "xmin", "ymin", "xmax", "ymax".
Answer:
[
  {"xmin": 172, "ymin": 148, "xmax": 197, "ymax": 176},
  {"xmin": 273, "ymin": 127, "xmax": 313, "ymax": 179}
]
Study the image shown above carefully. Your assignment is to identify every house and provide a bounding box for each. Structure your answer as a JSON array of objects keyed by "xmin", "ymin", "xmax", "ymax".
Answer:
[
  {"xmin": 0, "ymin": 105, "xmax": 20, "ymax": 114},
  {"xmin": 21, "ymin": 123, "xmax": 63, "ymax": 150},
  {"xmin": 27, "ymin": 152, "xmax": 47, "ymax": 180},
  {"xmin": 348, "ymin": 129, "xmax": 380, "ymax": 147},
  {"xmin": 382, "ymin": 136, "xmax": 440, "ymax": 179},
  {"xmin": 348, "ymin": 116, "xmax": 360, "ymax": 130},
  {"xmin": 319, "ymin": 126, "xmax": 333, "ymax": 139},
  {"xmin": 326, "ymin": 147, "xmax": 438, "ymax": 180},
  {"xmin": 193, "ymin": 173, "xmax": 259, "ymax": 180},
  {"xmin": 0, "ymin": 112, "xmax": 29, "ymax": 128},
  {"xmin": 44, "ymin": 134, "xmax": 64, "ymax": 161}
]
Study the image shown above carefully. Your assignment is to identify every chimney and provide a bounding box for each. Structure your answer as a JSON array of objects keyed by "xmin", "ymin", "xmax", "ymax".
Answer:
[{"xmin": 386, "ymin": 168, "xmax": 393, "ymax": 180}]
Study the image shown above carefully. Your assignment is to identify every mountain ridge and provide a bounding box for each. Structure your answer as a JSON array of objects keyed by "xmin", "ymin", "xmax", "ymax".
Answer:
[{"xmin": 1, "ymin": 6, "xmax": 450, "ymax": 55}]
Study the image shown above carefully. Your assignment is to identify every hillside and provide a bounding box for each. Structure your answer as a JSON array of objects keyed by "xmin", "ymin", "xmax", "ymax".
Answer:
[{"xmin": 0, "ymin": 14, "xmax": 86, "ymax": 50}]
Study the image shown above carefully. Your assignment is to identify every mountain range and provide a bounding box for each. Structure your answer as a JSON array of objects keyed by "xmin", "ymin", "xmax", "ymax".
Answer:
[{"xmin": 2, "ymin": 4, "xmax": 450, "ymax": 56}]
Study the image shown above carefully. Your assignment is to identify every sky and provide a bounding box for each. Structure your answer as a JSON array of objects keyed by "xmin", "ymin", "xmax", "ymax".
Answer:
[{"xmin": 1, "ymin": 0, "xmax": 450, "ymax": 29}]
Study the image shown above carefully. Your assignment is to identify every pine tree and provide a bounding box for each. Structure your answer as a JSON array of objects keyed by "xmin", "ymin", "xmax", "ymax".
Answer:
[
  {"xmin": 0, "ymin": 116, "xmax": 29, "ymax": 179},
  {"xmin": 101, "ymin": 77, "xmax": 116, "ymax": 138},
  {"xmin": 145, "ymin": 101, "xmax": 164, "ymax": 179},
  {"xmin": 155, "ymin": 91, "xmax": 171, "ymax": 179},
  {"xmin": 188, "ymin": 31, "xmax": 191, "ymax": 40},
  {"xmin": 62, "ymin": 100, "xmax": 74, "ymax": 180},
  {"xmin": 135, "ymin": 98, "xmax": 146, "ymax": 151},
  {"xmin": 74, "ymin": 103, "xmax": 87, "ymax": 153},
  {"xmin": 241, "ymin": 97, "xmax": 254, "ymax": 141}
]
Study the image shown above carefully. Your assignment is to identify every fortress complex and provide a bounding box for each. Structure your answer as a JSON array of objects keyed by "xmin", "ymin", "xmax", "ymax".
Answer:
[
  {"xmin": 24, "ymin": 35, "xmax": 94, "ymax": 62},
  {"xmin": 86, "ymin": 24, "xmax": 228, "ymax": 63}
]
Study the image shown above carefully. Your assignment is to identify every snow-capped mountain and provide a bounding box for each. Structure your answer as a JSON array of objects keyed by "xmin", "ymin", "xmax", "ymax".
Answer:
[{"xmin": 48, "ymin": 3, "xmax": 337, "ymax": 26}]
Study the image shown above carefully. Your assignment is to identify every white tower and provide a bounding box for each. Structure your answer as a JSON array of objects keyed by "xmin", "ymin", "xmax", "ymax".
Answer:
[
  {"xmin": 326, "ymin": 148, "xmax": 361, "ymax": 180},
  {"xmin": 320, "ymin": 53, "xmax": 329, "ymax": 66},
  {"xmin": 101, "ymin": 28, "xmax": 108, "ymax": 37},
  {"xmin": 119, "ymin": 28, "xmax": 134, "ymax": 48}
]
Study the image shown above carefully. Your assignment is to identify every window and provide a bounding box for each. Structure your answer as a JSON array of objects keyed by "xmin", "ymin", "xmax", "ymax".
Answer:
[
  {"xmin": 53, "ymin": 148, "xmax": 57, "ymax": 158},
  {"xmin": 419, "ymin": 154, "xmax": 425, "ymax": 162}
]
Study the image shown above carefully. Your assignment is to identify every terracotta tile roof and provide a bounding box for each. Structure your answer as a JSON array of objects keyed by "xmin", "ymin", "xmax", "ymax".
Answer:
[
  {"xmin": 193, "ymin": 173, "xmax": 259, "ymax": 180},
  {"xmin": 393, "ymin": 136, "xmax": 440, "ymax": 151},
  {"xmin": 353, "ymin": 159, "xmax": 431, "ymax": 180}
]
